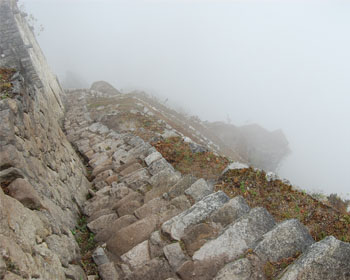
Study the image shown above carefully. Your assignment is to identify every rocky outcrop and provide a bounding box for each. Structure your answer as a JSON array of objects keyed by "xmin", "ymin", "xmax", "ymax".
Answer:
[
  {"xmin": 206, "ymin": 121, "xmax": 290, "ymax": 171},
  {"xmin": 0, "ymin": 0, "xmax": 89, "ymax": 279},
  {"xmin": 63, "ymin": 88, "xmax": 350, "ymax": 280}
]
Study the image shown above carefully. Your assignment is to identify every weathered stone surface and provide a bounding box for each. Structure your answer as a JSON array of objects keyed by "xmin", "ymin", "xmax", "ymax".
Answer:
[
  {"xmin": 213, "ymin": 258, "xmax": 256, "ymax": 280},
  {"xmin": 64, "ymin": 264, "xmax": 87, "ymax": 280},
  {"xmin": 148, "ymin": 158, "xmax": 174, "ymax": 176},
  {"xmin": 94, "ymin": 215, "xmax": 137, "ymax": 243},
  {"xmin": 210, "ymin": 196, "xmax": 250, "ymax": 228},
  {"xmin": 166, "ymin": 175, "xmax": 197, "ymax": 200},
  {"xmin": 279, "ymin": 236, "xmax": 350, "ymax": 280},
  {"xmin": 95, "ymin": 186, "xmax": 112, "ymax": 197},
  {"xmin": 145, "ymin": 169, "xmax": 182, "ymax": 202},
  {"xmin": 112, "ymin": 191, "xmax": 143, "ymax": 212},
  {"xmin": 254, "ymin": 219, "xmax": 314, "ymax": 262},
  {"xmin": 122, "ymin": 168, "xmax": 150, "ymax": 190},
  {"xmin": 149, "ymin": 231, "xmax": 169, "ymax": 259},
  {"xmin": 84, "ymin": 196, "xmax": 111, "ymax": 216},
  {"xmin": 7, "ymin": 178, "xmax": 43, "ymax": 210},
  {"xmin": 88, "ymin": 123, "xmax": 110, "ymax": 134},
  {"xmin": 177, "ymin": 259, "xmax": 226, "ymax": 280},
  {"xmin": 112, "ymin": 149, "xmax": 129, "ymax": 164},
  {"xmin": 105, "ymin": 175, "xmax": 119, "ymax": 185},
  {"xmin": 87, "ymin": 208, "xmax": 116, "ymax": 224},
  {"xmin": 110, "ymin": 183, "xmax": 131, "ymax": 200},
  {"xmin": 87, "ymin": 213, "xmax": 118, "ymax": 234},
  {"xmin": 162, "ymin": 191, "xmax": 229, "ymax": 240},
  {"xmin": 184, "ymin": 178, "xmax": 213, "ymax": 202},
  {"xmin": 125, "ymin": 258, "xmax": 175, "ymax": 280},
  {"xmin": 45, "ymin": 234, "xmax": 80, "ymax": 268},
  {"xmin": 134, "ymin": 197, "xmax": 168, "ymax": 220},
  {"xmin": 92, "ymin": 247, "xmax": 109, "ymax": 266},
  {"xmin": 182, "ymin": 223, "xmax": 217, "ymax": 256},
  {"xmin": 120, "ymin": 163, "xmax": 143, "ymax": 177},
  {"xmin": 107, "ymin": 215, "xmax": 158, "ymax": 256},
  {"xmin": 91, "ymin": 158, "xmax": 113, "ymax": 177},
  {"xmin": 163, "ymin": 242, "xmax": 187, "ymax": 271},
  {"xmin": 118, "ymin": 202, "xmax": 141, "ymax": 218},
  {"xmin": 193, "ymin": 207, "xmax": 275, "ymax": 262},
  {"xmin": 144, "ymin": 151, "xmax": 162, "ymax": 166},
  {"xmin": 98, "ymin": 262, "xmax": 119, "ymax": 280},
  {"xmin": 121, "ymin": 240, "xmax": 151, "ymax": 269}
]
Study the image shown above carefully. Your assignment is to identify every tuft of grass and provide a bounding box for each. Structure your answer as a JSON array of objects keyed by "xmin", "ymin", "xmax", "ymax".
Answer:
[
  {"xmin": 73, "ymin": 215, "xmax": 99, "ymax": 277},
  {"xmin": 0, "ymin": 68, "xmax": 16, "ymax": 100}
]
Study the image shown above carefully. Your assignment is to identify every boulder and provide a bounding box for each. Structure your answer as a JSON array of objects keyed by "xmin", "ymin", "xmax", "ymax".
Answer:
[
  {"xmin": 121, "ymin": 240, "xmax": 150, "ymax": 270},
  {"xmin": 193, "ymin": 207, "xmax": 275, "ymax": 262},
  {"xmin": 210, "ymin": 196, "xmax": 250, "ymax": 228},
  {"xmin": 279, "ymin": 236, "xmax": 350, "ymax": 280},
  {"xmin": 162, "ymin": 191, "xmax": 229, "ymax": 240},
  {"xmin": 184, "ymin": 179, "xmax": 213, "ymax": 202},
  {"xmin": 163, "ymin": 242, "xmax": 188, "ymax": 271},
  {"xmin": 254, "ymin": 219, "xmax": 314, "ymax": 262}
]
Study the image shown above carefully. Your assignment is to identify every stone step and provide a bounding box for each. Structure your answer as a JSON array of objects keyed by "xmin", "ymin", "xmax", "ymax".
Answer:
[
  {"xmin": 161, "ymin": 191, "xmax": 229, "ymax": 241},
  {"xmin": 278, "ymin": 236, "xmax": 350, "ymax": 280},
  {"xmin": 192, "ymin": 207, "xmax": 276, "ymax": 262}
]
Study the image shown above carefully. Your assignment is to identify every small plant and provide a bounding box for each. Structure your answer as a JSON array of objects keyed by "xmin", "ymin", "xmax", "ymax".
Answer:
[{"xmin": 240, "ymin": 181, "xmax": 246, "ymax": 193}]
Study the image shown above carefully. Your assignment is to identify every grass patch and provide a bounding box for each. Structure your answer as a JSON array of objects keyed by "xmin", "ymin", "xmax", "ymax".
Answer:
[
  {"xmin": 216, "ymin": 168, "xmax": 350, "ymax": 243},
  {"xmin": 0, "ymin": 68, "xmax": 16, "ymax": 99},
  {"xmin": 73, "ymin": 215, "xmax": 99, "ymax": 277},
  {"xmin": 152, "ymin": 137, "xmax": 229, "ymax": 180}
]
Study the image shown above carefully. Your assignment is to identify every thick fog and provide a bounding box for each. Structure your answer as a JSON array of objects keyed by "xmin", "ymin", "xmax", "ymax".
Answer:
[{"xmin": 22, "ymin": 0, "xmax": 350, "ymax": 199}]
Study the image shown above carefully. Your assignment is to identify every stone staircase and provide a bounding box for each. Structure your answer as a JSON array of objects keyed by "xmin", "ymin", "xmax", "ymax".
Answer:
[{"xmin": 64, "ymin": 89, "xmax": 350, "ymax": 280}]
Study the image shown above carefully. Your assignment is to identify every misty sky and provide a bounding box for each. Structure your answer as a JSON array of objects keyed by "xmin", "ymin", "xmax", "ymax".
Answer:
[{"xmin": 22, "ymin": 0, "xmax": 350, "ymax": 199}]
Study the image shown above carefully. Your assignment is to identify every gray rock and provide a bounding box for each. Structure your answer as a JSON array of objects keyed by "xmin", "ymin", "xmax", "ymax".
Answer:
[
  {"xmin": 87, "ymin": 213, "xmax": 118, "ymax": 234},
  {"xmin": 254, "ymin": 219, "xmax": 314, "ymax": 262},
  {"xmin": 166, "ymin": 175, "xmax": 197, "ymax": 200},
  {"xmin": 45, "ymin": 234, "xmax": 79, "ymax": 268},
  {"xmin": 148, "ymin": 158, "xmax": 174, "ymax": 176},
  {"xmin": 7, "ymin": 178, "xmax": 43, "ymax": 210},
  {"xmin": 222, "ymin": 162, "xmax": 249, "ymax": 175},
  {"xmin": 92, "ymin": 247, "xmax": 109, "ymax": 266},
  {"xmin": 163, "ymin": 242, "xmax": 188, "ymax": 271},
  {"xmin": 279, "ymin": 236, "xmax": 350, "ymax": 280},
  {"xmin": 149, "ymin": 231, "xmax": 169, "ymax": 259},
  {"xmin": 210, "ymin": 196, "xmax": 250, "ymax": 228},
  {"xmin": 121, "ymin": 240, "xmax": 151, "ymax": 270},
  {"xmin": 64, "ymin": 264, "xmax": 87, "ymax": 280},
  {"xmin": 184, "ymin": 179, "xmax": 213, "ymax": 202},
  {"xmin": 134, "ymin": 197, "xmax": 168, "ymax": 220},
  {"xmin": 162, "ymin": 129, "xmax": 179, "ymax": 139},
  {"xmin": 213, "ymin": 258, "xmax": 253, "ymax": 280},
  {"xmin": 189, "ymin": 142, "xmax": 208, "ymax": 153},
  {"xmin": 122, "ymin": 168, "xmax": 150, "ymax": 188},
  {"xmin": 107, "ymin": 215, "xmax": 159, "ymax": 256},
  {"xmin": 144, "ymin": 151, "xmax": 163, "ymax": 166},
  {"xmin": 193, "ymin": 207, "xmax": 275, "ymax": 262},
  {"xmin": 124, "ymin": 258, "xmax": 175, "ymax": 280},
  {"xmin": 98, "ymin": 262, "xmax": 119, "ymax": 280},
  {"xmin": 112, "ymin": 149, "xmax": 129, "ymax": 164},
  {"xmin": 162, "ymin": 191, "xmax": 229, "ymax": 240}
]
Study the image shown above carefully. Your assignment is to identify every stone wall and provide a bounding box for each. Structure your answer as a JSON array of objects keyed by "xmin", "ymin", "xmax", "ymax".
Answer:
[{"xmin": 0, "ymin": 0, "xmax": 90, "ymax": 279}]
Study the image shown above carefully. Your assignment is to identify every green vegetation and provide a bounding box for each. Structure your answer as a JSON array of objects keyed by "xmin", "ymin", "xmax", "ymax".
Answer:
[
  {"xmin": 73, "ymin": 215, "xmax": 99, "ymax": 276},
  {"xmin": 0, "ymin": 68, "xmax": 16, "ymax": 100}
]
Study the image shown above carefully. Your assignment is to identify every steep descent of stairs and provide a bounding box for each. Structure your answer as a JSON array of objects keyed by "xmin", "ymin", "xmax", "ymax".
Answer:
[{"xmin": 64, "ymin": 89, "xmax": 350, "ymax": 280}]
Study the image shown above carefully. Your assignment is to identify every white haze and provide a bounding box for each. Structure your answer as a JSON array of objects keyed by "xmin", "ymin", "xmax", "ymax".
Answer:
[{"xmin": 22, "ymin": 0, "xmax": 350, "ymax": 199}]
